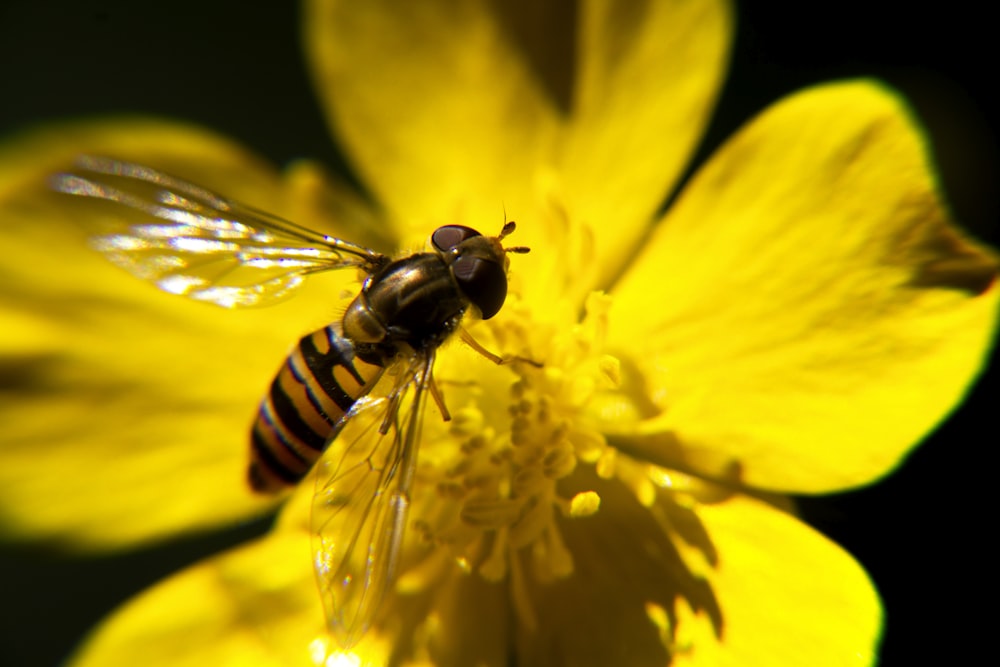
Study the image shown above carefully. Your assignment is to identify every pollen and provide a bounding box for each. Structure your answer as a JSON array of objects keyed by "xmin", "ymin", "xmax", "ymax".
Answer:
[
  {"xmin": 410, "ymin": 292, "xmax": 619, "ymax": 587},
  {"xmin": 568, "ymin": 490, "xmax": 601, "ymax": 517}
]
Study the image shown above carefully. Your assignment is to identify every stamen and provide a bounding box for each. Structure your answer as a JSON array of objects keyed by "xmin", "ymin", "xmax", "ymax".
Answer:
[
  {"xmin": 403, "ymin": 290, "xmax": 624, "ymax": 594},
  {"xmin": 479, "ymin": 527, "xmax": 509, "ymax": 581},
  {"xmin": 541, "ymin": 523, "xmax": 574, "ymax": 578},
  {"xmin": 568, "ymin": 491, "xmax": 601, "ymax": 517}
]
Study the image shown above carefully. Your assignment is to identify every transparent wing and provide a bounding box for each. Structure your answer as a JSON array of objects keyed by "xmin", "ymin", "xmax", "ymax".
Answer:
[
  {"xmin": 50, "ymin": 156, "xmax": 387, "ymax": 307},
  {"xmin": 311, "ymin": 351, "xmax": 434, "ymax": 649}
]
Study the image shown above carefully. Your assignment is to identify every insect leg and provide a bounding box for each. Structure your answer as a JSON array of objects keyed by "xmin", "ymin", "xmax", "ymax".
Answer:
[
  {"xmin": 376, "ymin": 355, "xmax": 428, "ymax": 435},
  {"xmin": 428, "ymin": 374, "xmax": 452, "ymax": 422},
  {"xmin": 459, "ymin": 328, "xmax": 542, "ymax": 368}
]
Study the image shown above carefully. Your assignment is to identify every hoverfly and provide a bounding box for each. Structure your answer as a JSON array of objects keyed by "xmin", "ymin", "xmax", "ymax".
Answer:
[{"xmin": 51, "ymin": 156, "xmax": 530, "ymax": 649}]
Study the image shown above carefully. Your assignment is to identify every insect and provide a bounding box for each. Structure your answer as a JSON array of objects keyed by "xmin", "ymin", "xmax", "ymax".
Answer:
[{"xmin": 51, "ymin": 156, "xmax": 530, "ymax": 649}]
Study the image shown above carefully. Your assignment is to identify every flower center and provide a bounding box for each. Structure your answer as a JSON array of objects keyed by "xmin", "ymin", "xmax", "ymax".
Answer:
[{"xmin": 404, "ymin": 292, "xmax": 619, "ymax": 588}]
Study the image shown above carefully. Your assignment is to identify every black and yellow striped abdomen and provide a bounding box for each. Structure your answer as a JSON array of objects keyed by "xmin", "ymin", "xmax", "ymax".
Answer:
[{"xmin": 249, "ymin": 324, "xmax": 383, "ymax": 493}]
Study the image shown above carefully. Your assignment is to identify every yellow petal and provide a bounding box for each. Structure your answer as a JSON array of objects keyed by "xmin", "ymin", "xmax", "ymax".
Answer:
[
  {"xmin": 69, "ymin": 522, "xmax": 503, "ymax": 667},
  {"xmin": 0, "ymin": 120, "xmax": 359, "ymax": 549},
  {"xmin": 513, "ymin": 469, "xmax": 879, "ymax": 666},
  {"xmin": 69, "ymin": 529, "xmax": 326, "ymax": 667},
  {"xmin": 305, "ymin": 0, "xmax": 732, "ymax": 285},
  {"xmin": 513, "ymin": 471, "xmax": 718, "ymax": 666},
  {"xmin": 672, "ymin": 493, "xmax": 882, "ymax": 667},
  {"xmin": 379, "ymin": 566, "xmax": 509, "ymax": 667},
  {"xmin": 609, "ymin": 81, "xmax": 999, "ymax": 493},
  {"xmin": 305, "ymin": 0, "xmax": 561, "ymax": 242},
  {"xmin": 558, "ymin": 0, "xmax": 733, "ymax": 286}
]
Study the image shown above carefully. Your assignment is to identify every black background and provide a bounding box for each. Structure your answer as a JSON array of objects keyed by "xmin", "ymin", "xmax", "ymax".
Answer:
[{"xmin": 0, "ymin": 2, "xmax": 995, "ymax": 665}]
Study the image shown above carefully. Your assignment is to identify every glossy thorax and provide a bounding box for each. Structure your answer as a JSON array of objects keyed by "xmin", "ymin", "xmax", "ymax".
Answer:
[{"xmin": 342, "ymin": 225, "xmax": 512, "ymax": 359}]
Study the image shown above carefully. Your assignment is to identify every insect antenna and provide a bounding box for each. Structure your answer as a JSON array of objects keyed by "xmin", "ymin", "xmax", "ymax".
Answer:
[{"xmin": 497, "ymin": 220, "xmax": 530, "ymax": 254}]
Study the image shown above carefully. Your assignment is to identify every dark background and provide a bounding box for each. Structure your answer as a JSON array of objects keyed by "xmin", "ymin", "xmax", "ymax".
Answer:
[{"xmin": 0, "ymin": 1, "xmax": 995, "ymax": 665}]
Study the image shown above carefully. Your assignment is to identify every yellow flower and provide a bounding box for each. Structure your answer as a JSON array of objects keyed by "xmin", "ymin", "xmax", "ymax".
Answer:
[{"xmin": 1, "ymin": 1, "xmax": 997, "ymax": 666}]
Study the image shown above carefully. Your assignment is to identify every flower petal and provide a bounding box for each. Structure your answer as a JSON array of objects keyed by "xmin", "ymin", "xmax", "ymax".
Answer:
[
  {"xmin": 514, "ymin": 471, "xmax": 721, "ymax": 666},
  {"xmin": 557, "ymin": 0, "xmax": 732, "ymax": 285},
  {"xmin": 305, "ymin": 0, "xmax": 732, "ymax": 284},
  {"xmin": 0, "ymin": 120, "xmax": 359, "ymax": 549},
  {"xmin": 609, "ymin": 81, "xmax": 999, "ymax": 493},
  {"xmin": 672, "ymin": 493, "xmax": 882, "ymax": 667},
  {"xmin": 305, "ymin": 0, "xmax": 560, "ymax": 242},
  {"xmin": 513, "ymin": 468, "xmax": 879, "ymax": 666},
  {"xmin": 69, "ymin": 530, "xmax": 326, "ymax": 667}
]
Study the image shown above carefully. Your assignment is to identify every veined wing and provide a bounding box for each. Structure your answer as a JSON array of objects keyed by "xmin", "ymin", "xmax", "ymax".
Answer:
[
  {"xmin": 311, "ymin": 352, "xmax": 434, "ymax": 649},
  {"xmin": 51, "ymin": 156, "xmax": 387, "ymax": 308}
]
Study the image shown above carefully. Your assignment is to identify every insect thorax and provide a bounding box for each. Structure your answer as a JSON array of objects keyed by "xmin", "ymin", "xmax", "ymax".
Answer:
[{"xmin": 342, "ymin": 252, "xmax": 468, "ymax": 353}]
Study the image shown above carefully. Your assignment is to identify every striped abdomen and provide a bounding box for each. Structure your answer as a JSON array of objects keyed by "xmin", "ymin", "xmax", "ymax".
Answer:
[{"xmin": 249, "ymin": 324, "xmax": 383, "ymax": 493}]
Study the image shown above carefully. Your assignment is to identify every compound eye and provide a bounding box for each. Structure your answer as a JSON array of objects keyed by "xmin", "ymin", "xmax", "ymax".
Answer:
[
  {"xmin": 432, "ymin": 225, "xmax": 481, "ymax": 253},
  {"xmin": 452, "ymin": 255, "xmax": 507, "ymax": 319}
]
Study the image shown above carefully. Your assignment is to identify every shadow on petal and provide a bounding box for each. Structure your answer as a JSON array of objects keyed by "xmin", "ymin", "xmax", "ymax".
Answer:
[{"xmin": 514, "ymin": 468, "xmax": 722, "ymax": 667}]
